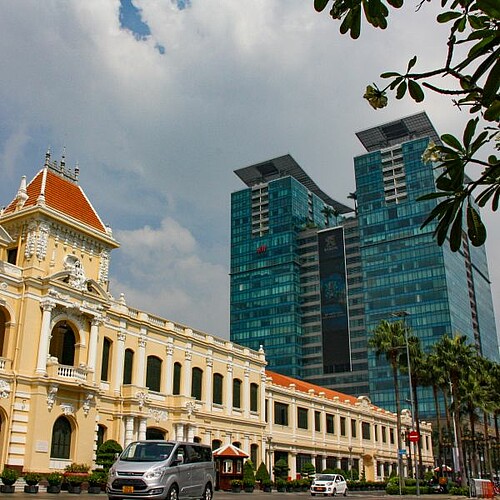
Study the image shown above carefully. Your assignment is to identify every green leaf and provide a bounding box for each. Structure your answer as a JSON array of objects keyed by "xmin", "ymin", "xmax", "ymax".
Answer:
[
  {"xmin": 396, "ymin": 80, "xmax": 407, "ymax": 99},
  {"xmin": 449, "ymin": 206, "xmax": 464, "ymax": 251},
  {"xmin": 466, "ymin": 205, "xmax": 487, "ymax": 246},
  {"xmin": 436, "ymin": 176, "xmax": 455, "ymax": 192},
  {"xmin": 380, "ymin": 72, "xmax": 401, "ymax": 78},
  {"xmin": 482, "ymin": 56, "xmax": 500, "ymax": 106},
  {"xmin": 437, "ymin": 11, "xmax": 463, "ymax": 22},
  {"xmin": 408, "ymin": 80, "xmax": 424, "ymax": 102},
  {"xmin": 441, "ymin": 134, "xmax": 463, "ymax": 151},
  {"xmin": 484, "ymin": 99, "xmax": 500, "ymax": 121},
  {"xmin": 476, "ymin": 0, "xmax": 500, "ymax": 19},
  {"xmin": 314, "ymin": 0, "xmax": 331, "ymax": 12},
  {"xmin": 407, "ymin": 56, "xmax": 417, "ymax": 72},
  {"xmin": 387, "ymin": 0, "xmax": 403, "ymax": 7},
  {"xmin": 350, "ymin": 5, "xmax": 362, "ymax": 38},
  {"xmin": 462, "ymin": 118, "xmax": 477, "ymax": 148}
]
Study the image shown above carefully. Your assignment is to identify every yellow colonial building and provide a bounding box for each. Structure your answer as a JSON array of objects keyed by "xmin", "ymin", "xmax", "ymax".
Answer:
[{"xmin": 0, "ymin": 153, "xmax": 433, "ymax": 480}]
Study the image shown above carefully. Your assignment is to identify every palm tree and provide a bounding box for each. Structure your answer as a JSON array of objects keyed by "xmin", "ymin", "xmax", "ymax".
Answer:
[
  {"xmin": 321, "ymin": 205, "xmax": 338, "ymax": 227},
  {"xmin": 422, "ymin": 351, "xmax": 447, "ymax": 471},
  {"xmin": 432, "ymin": 334, "xmax": 476, "ymax": 488},
  {"xmin": 369, "ymin": 319, "xmax": 407, "ymax": 484}
]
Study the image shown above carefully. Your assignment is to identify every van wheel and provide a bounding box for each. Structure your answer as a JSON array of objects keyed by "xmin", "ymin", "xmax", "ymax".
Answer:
[
  {"xmin": 202, "ymin": 483, "xmax": 212, "ymax": 500},
  {"xmin": 167, "ymin": 485, "xmax": 179, "ymax": 500}
]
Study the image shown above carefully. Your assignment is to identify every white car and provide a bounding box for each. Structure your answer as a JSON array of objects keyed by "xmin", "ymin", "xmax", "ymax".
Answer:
[{"xmin": 310, "ymin": 474, "xmax": 348, "ymax": 497}]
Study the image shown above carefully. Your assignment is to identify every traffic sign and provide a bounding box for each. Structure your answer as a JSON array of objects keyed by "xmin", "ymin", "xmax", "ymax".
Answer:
[
  {"xmin": 398, "ymin": 449, "xmax": 407, "ymax": 455},
  {"xmin": 408, "ymin": 430, "xmax": 420, "ymax": 443}
]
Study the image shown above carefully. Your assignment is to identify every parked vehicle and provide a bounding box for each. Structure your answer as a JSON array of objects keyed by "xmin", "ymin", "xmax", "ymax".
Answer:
[
  {"xmin": 107, "ymin": 441, "xmax": 215, "ymax": 500},
  {"xmin": 310, "ymin": 474, "xmax": 347, "ymax": 497}
]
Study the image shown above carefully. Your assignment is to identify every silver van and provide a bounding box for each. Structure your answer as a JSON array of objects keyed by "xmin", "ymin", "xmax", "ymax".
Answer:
[{"xmin": 107, "ymin": 441, "xmax": 215, "ymax": 500}]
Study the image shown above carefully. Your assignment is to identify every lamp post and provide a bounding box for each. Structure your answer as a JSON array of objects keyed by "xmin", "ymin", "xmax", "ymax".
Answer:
[
  {"xmin": 266, "ymin": 436, "xmax": 273, "ymax": 481},
  {"xmin": 392, "ymin": 311, "xmax": 420, "ymax": 496}
]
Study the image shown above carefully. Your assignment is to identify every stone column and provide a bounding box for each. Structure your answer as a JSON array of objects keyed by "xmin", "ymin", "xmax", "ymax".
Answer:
[
  {"xmin": 165, "ymin": 342, "xmax": 174, "ymax": 394},
  {"xmin": 114, "ymin": 332, "xmax": 126, "ymax": 393},
  {"xmin": 87, "ymin": 317, "xmax": 101, "ymax": 383},
  {"xmin": 124, "ymin": 416, "xmax": 135, "ymax": 447},
  {"xmin": 183, "ymin": 350, "xmax": 192, "ymax": 397},
  {"xmin": 138, "ymin": 418, "xmax": 147, "ymax": 440},
  {"xmin": 242, "ymin": 367, "xmax": 250, "ymax": 418},
  {"xmin": 36, "ymin": 300, "xmax": 56, "ymax": 374},
  {"xmin": 225, "ymin": 362, "xmax": 233, "ymax": 416},
  {"xmin": 289, "ymin": 451, "xmax": 297, "ymax": 479},
  {"xmin": 136, "ymin": 336, "xmax": 146, "ymax": 387},
  {"xmin": 204, "ymin": 356, "xmax": 213, "ymax": 410}
]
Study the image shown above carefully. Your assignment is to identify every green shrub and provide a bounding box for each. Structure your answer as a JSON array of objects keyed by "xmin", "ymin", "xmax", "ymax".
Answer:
[
  {"xmin": 1, "ymin": 468, "xmax": 20, "ymax": 485},
  {"xmin": 88, "ymin": 471, "xmax": 108, "ymax": 486},
  {"xmin": 301, "ymin": 462, "xmax": 315, "ymax": 478},
  {"xmin": 64, "ymin": 463, "xmax": 90, "ymax": 473},
  {"xmin": 449, "ymin": 486, "xmax": 469, "ymax": 496},
  {"xmin": 386, "ymin": 482, "xmax": 402, "ymax": 495},
  {"xmin": 46, "ymin": 472, "xmax": 63, "ymax": 486},
  {"xmin": 255, "ymin": 462, "xmax": 270, "ymax": 483},
  {"xmin": 96, "ymin": 440, "xmax": 123, "ymax": 472},
  {"xmin": 24, "ymin": 472, "xmax": 42, "ymax": 485},
  {"xmin": 273, "ymin": 459, "xmax": 289, "ymax": 480},
  {"xmin": 242, "ymin": 460, "xmax": 255, "ymax": 487}
]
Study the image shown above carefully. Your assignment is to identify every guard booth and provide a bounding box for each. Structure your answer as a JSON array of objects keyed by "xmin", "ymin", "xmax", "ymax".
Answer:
[{"xmin": 212, "ymin": 444, "xmax": 248, "ymax": 491}]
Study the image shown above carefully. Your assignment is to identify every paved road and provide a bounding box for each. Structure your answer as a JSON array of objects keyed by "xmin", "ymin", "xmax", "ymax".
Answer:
[{"xmin": 7, "ymin": 490, "xmax": 473, "ymax": 500}]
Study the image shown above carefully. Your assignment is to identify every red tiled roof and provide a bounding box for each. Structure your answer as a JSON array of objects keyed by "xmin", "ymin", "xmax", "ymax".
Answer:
[
  {"xmin": 3, "ymin": 168, "xmax": 107, "ymax": 234},
  {"xmin": 213, "ymin": 444, "xmax": 249, "ymax": 458},
  {"xmin": 265, "ymin": 370, "xmax": 360, "ymax": 406}
]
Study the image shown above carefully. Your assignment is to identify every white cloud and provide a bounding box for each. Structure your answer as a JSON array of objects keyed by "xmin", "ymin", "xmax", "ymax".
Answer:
[
  {"xmin": 0, "ymin": 0, "xmax": 498, "ymax": 340},
  {"xmin": 112, "ymin": 217, "xmax": 228, "ymax": 336}
]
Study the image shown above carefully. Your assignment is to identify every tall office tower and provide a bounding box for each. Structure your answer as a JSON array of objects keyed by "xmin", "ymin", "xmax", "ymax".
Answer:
[
  {"xmin": 230, "ymin": 155, "xmax": 370, "ymax": 393},
  {"xmin": 354, "ymin": 112, "xmax": 499, "ymax": 416}
]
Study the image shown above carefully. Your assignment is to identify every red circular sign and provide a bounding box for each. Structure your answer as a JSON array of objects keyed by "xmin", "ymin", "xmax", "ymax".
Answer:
[{"xmin": 408, "ymin": 431, "xmax": 420, "ymax": 443}]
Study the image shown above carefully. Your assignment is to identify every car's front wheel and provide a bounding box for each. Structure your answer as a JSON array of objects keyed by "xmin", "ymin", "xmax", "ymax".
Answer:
[
  {"xmin": 343, "ymin": 489, "xmax": 348, "ymax": 497},
  {"xmin": 167, "ymin": 485, "xmax": 179, "ymax": 500},
  {"xmin": 331, "ymin": 489, "xmax": 337, "ymax": 497},
  {"xmin": 202, "ymin": 483, "xmax": 212, "ymax": 500}
]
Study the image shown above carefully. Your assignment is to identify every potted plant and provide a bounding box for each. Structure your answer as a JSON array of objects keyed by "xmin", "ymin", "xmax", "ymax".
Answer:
[
  {"xmin": 1, "ymin": 468, "xmax": 20, "ymax": 493},
  {"xmin": 275, "ymin": 478, "xmax": 286, "ymax": 492},
  {"xmin": 230, "ymin": 479, "xmax": 242, "ymax": 492},
  {"xmin": 46, "ymin": 472, "xmax": 64, "ymax": 494},
  {"xmin": 261, "ymin": 479, "xmax": 273, "ymax": 492},
  {"xmin": 24, "ymin": 472, "xmax": 42, "ymax": 493},
  {"xmin": 242, "ymin": 461, "xmax": 255, "ymax": 492},
  {"xmin": 87, "ymin": 471, "xmax": 107, "ymax": 494},
  {"xmin": 64, "ymin": 464, "xmax": 90, "ymax": 495},
  {"xmin": 255, "ymin": 462, "xmax": 270, "ymax": 490}
]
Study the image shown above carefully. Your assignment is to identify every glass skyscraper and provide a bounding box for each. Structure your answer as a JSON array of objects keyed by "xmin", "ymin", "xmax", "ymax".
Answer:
[
  {"xmin": 230, "ymin": 114, "xmax": 498, "ymax": 417},
  {"xmin": 354, "ymin": 112, "xmax": 499, "ymax": 416},
  {"xmin": 230, "ymin": 155, "xmax": 358, "ymax": 382}
]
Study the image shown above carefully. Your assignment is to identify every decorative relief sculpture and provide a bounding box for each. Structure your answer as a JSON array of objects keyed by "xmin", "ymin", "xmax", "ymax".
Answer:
[
  {"xmin": 36, "ymin": 222, "xmax": 50, "ymax": 260},
  {"xmin": 0, "ymin": 380, "xmax": 11, "ymax": 399},
  {"xmin": 149, "ymin": 408, "xmax": 168, "ymax": 423},
  {"xmin": 82, "ymin": 393, "xmax": 94, "ymax": 416},
  {"xmin": 47, "ymin": 384, "xmax": 58, "ymax": 411},
  {"xmin": 98, "ymin": 250, "xmax": 109, "ymax": 285},
  {"xmin": 64, "ymin": 255, "xmax": 87, "ymax": 291}
]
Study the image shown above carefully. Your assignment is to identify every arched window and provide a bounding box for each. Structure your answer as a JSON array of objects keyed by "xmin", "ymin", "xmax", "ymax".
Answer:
[
  {"xmin": 101, "ymin": 337, "xmax": 112, "ymax": 381},
  {"xmin": 146, "ymin": 428, "xmax": 165, "ymax": 440},
  {"xmin": 50, "ymin": 416, "xmax": 72, "ymax": 459},
  {"xmin": 193, "ymin": 436, "xmax": 201, "ymax": 443},
  {"xmin": 123, "ymin": 349, "xmax": 134, "ymax": 385},
  {"xmin": 96, "ymin": 424, "xmax": 107, "ymax": 449},
  {"xmin": 173, "ymin": 362, "xmax": 182, "ymax": 395},
  {"xmin": 250, "ymin": 383, "xmax": 259, "ymax": 412},
  {"xmin": 213, "ymin": 373, "xmax": 223, "ymax": 405},
  {"xmin": 191, "ymin": 367, "xmax": 203, "ymax": 400},
  {"xmin": 233, "ymin": 378, "xmax": 242, "ymax": 409},
  {"xmin": 146, "ymin": 356, "xmax": 162, "ymax": 392},
  {"xmin": 232, "ymin": 441, "xmax": 241, "ymax": 449},
  {"xmin": 49, "ymin": 322, "xmax": 76, "ymax": 366},
  {"xmin": 212, "ymin": 439, "xmax": 222, "ymax": 451},
  {"xmin": 250, "ymin": 444, "xmax": 259, "ymax": 466}
]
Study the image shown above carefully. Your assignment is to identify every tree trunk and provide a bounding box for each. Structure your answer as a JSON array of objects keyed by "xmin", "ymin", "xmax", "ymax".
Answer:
[{"xmin": 433, "ymin": 383, "xmax": 443, "ymax": 468}]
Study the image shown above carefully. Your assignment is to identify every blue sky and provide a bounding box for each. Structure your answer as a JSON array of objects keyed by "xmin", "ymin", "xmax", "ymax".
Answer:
[{"xmin": 0, "ymin": 1, "xmax": 498, "ymax": 340}]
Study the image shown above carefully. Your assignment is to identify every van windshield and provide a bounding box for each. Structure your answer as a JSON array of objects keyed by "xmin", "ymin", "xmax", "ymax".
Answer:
[{"xmin": 121, "ymin": 442, "xmax": 174, "ymax": 462}]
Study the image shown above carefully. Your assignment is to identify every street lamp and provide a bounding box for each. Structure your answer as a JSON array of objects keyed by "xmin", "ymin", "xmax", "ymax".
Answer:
[{"xmin": 392, "ymin": 311, "xmax": 420, "ymax": 497}]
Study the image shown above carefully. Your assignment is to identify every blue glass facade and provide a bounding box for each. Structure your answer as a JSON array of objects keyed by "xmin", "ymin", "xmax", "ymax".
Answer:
[
  {"xmin": 354, "ymin": 114, "xmax": 499, "ymax": 417},
  {"xmin": 230, "ymin": 156, "xmax": 354, "ymax": 380}
]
